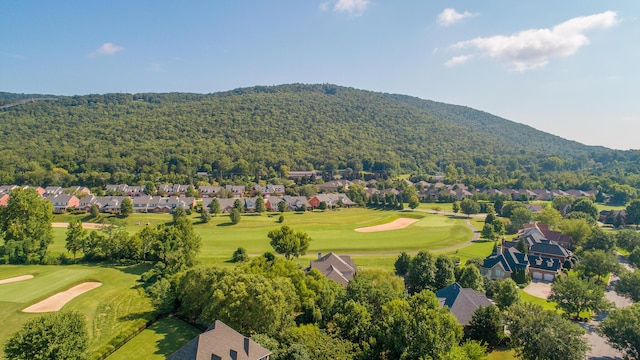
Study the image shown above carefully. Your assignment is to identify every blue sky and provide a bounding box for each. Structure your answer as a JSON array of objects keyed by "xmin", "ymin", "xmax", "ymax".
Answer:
[{"xmin": 2, "ymin": 1, "xmax": 638, "ymax": 150}]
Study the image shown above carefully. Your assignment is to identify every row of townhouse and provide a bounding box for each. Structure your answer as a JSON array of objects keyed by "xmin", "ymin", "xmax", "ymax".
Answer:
[
  {"xmin": 201, "ymin": 193, "xmax": 357, "ymax": 213},
  {"xmin": 77, "ymin": 195, "xmax": 196, "ymax": 214},
  {"xmin": 105, "ymin": 183, "xmax": 286, "ymax": 198}
]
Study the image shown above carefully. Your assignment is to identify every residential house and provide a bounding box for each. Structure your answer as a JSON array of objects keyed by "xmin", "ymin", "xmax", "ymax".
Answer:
[
  {"xmin": 202, "ymin": 197, "xmax": 237, "ymax": 213},
  {"xmin": 168, "ymin": 320, "xmax": 271, "ymax": 360},
  {"xmin": 43, "ymin": 186, "xmax": 64, "ymax": 195},
  {"xmin": 318, "ymin": 179, "xmax": 352, "ymax": 193},
  {"xmin": 199, "ymin": 186, "xmax": 224, "ymax": 198},
  {"xmin": 106, "ymin": 184, "xmax": 129, "ymax": 194},
  {"xmin": 524, "ymin": 204, "xmax": 544, "ymax": 213},
  {"xmin": 288, "ymin": 170, "xmax": 318, "ymax": 181},
  {"xmin": 43, "ymin": 194, "xmax": 80, "ymax": 213},
  {"xmin": 309, "ymin": 252, "xmax": 357, "ymax": 287},
  {"xmin": 436, "ymin": 283, "xmax": 493, "ymax": 326},
  {"xmin": 481, "ymin": 246, "xmax": 529, "ymax": 281},
  {"xmin": 515, "ymin": 222, "xmax": 574, "ymax": 255},
  {"xmin": 126, "ymin": 185, "xmax": 146, "ymax": 197},
  {"xmin": 250, "ymin": 184, "xmax": 285, "ymax": 197},
  {"xmin": 0, "ymin": 193, "xmax": 9, "ymax": 207},
  {"xmin": 265, "ymin": 196, "xmax": 310, "ymax": 212},
  {"xmin": 225, "ymin": 185, "xmax": 246, "ymax": 198},
  {"xmin": 308, "ymin": 194, "xmax": 356, "ymax": 209},
  {"xmin": 65, "ymin": 186, "xmax": 91, "ymax": 197}
]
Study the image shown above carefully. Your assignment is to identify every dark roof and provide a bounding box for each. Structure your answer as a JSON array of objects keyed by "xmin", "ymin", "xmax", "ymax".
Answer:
[
  {"xmin": 309, "ymin": 252, "xmax": 357, "ymax": 287},
  {"xmin": 436, "ymin": 283, "xmax": 493, "ymax": 325},
  {"xmin": 527, "ymin": 254, "xmax": 562, "ymax": 272},
  {"xmin": 168, "ymin": 320, "xmax": 271, "ymax": 360},
  {"xmin": 530, "ymin": 239, "xmax": 571, "ymax": 258},
  {"xmin": 482, "ymin": 247, "xmax": 528, "ymax": 273}
]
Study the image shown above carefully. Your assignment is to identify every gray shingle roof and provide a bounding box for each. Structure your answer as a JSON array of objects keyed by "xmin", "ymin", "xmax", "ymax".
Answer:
[
  {"xmin": 168, "ymin": 320, "xmax": 271, "ymax": 360},
  {"xmin": 436, "ymin": 283, "xmax": 493, "ymax": 325}
]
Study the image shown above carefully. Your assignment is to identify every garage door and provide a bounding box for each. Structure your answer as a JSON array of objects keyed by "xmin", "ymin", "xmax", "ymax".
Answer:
[
  {"xmin": 543, "ymin": 273, "xmax": 554, "ymax": 281},
  {"xmin": 532, "ymin": 272, "xmax": 543, "ymax": 280}
]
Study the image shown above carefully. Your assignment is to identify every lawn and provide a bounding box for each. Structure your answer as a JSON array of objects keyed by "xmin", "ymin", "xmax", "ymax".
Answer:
[
  {"xmin": 53, "ymin": 209, "xmax": 474, "ymax": 265},
  {"xmin": 0, "ymin": 264, "xmax": 154, "ymax": 360},
  {"xmin": 107, "ymin": 316, "xmax": 201, "ymax": 360}
]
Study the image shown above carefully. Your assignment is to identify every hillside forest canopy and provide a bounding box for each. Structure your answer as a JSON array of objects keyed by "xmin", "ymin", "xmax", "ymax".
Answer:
[{"xmin": 1, "ymin": 84, "xmax": 640, "ymax": 199}]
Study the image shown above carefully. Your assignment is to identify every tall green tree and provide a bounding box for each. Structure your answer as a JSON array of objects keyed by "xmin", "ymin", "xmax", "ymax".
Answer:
[
  {"xmin": 233, "ymin": 198, "xmax": 244, "ymax": 213},
  {"xmin": 494, "ymin": 278, "xmax": 520, "ymax": 310},
  {"xmin": 534, "ymin": 207, "xmax": 563, "ymax": 229},
  {"xmin": 506, "ymin": 302, "xmax": 589, "ymax": 360},
  {"xmin": 65, "ymin": 219, "xmax": 87, "ymax": 258},
  {"xmin": 0, "ymin": 188, "xmax": 53, "ymax": 263},
  {"xmin": 434, "ymin": 254, "xmax": 457, "ymax": 290},
  {"xmin": 460, "ymin": 198, "xmax": 480, "ymax": 218},
  {"xmin": 394, "ymin": 251, "xmax": 411, "ymax": 277},
  {"xmin": 405, "ymin": 251, "xmax": 436, "ymax": 294},
  {"xmin": 467, "ymin": 305, "xmax": 504, "ymax": 348},
  {"xmin": 229, "ymin": 208, "xmax": 241, "ymax": 225},
  {"xmin": 120, "ymin": 197, "xmax": 133, "ymax": 217},
  {"xmin": 457, "ymin": 265, "xmax": 484, "ymax": 292},
  {"xmin": 268, "ymin": 226, "xmax": 312, "ymax": 260},
  {"xmin": 548, "ymin": 276, "xmax": 611, "ymax": 319},
  {"xmin": 209, "ymin": 198, "xmax": 221, "ymax": 217},
  {"xmin": 626, "ymin": 199, "xmax": 640, "ymax": 227},
  {"xmin": 4, "ymin": 311, "xmax": 88, "ymax": 360},
  {"xmin": 598, "ymin": 303, "xmax": 640, "ymax": 359},
  {"xmin": 255, "ymin": 196, "xmax": 266, "ymax": 214},
  {"xmin": 452, "ymin": 201, "xmax": 460, "ymax": 214},
  {"xmin": 171, "ymin": 206, "xmax": 187, "ymax": 223},
  {"xmin": 615, "ymin": 270, "xmax": 640, "ymax": 301},
  {"xmin": 584, "ymin": 227, "xmax": 616, "ymax": 252},
  {"xmin": 200, "ymin": 207, "xmax": 211, "ymax": 223},
  {"xmin": 576, "ymin": 250, "xmax": 619, "ymax": 281}
]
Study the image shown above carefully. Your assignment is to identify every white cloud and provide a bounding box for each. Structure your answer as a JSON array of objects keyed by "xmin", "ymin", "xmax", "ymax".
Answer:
[
  {"xmin": 322, "ymin": 0, "xmax": 370, "ymax": 16},
  {"xmin": 448, "ymin": 11, "xmax": 618, "ymax": 71},
  {"xmin": 88, "ymin": 42, "xmax": 124, "ymax": 58},
  {"xmin": 444, "ymin": 55, "xmax": 473, "ymax": 68},
  {"xmin": 437, "ymin": 8, "xmax": 476, "ymax": 27}
]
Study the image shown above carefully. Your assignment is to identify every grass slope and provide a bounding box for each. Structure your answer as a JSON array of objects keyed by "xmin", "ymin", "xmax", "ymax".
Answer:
[
  {"xmin": 107, "ymin": 317, "xmax": 201, "ymax": 360},
  {"xmin": 0, "ymin": 264, "xmax": 153, "ymax": 359}
]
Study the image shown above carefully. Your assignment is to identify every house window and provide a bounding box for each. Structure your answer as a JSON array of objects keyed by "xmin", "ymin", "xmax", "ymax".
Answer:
[{"xmin": 495, "ymin": 269, "xmax": 501, "ymax": 276}]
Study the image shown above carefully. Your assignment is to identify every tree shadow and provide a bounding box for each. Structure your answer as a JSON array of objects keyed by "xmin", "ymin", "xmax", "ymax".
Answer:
[
  {"xmin": 216, "ymin": 222, "xmax": 235, "ymax": 227},
  {"xmin": 150, "ymin": 317, "xmax": 202, "ymax": 358}
]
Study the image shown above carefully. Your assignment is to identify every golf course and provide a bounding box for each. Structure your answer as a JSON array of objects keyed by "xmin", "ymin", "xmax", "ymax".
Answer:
[{"xmin": 0, "ymin": 208, "xmax": 493, "ymax": 359}]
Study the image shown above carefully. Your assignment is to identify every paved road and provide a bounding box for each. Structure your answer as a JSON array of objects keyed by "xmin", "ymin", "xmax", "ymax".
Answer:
[{"xmin": 584, "ymin": 253, "xmax": 634, "ymax": 360}]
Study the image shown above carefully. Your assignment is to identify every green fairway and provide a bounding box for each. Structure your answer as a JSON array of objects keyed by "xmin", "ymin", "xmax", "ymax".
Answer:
[
  {"xmin": 107, "ymin": 316, "xmax": 201, "ymax": 360},
  {"xmin": 52, "ymin": 209, "xmax": 474, "ymax": 264},
  {"xmin": 0, "ymin": 264, "xmax": 154, "ymax": 359}
]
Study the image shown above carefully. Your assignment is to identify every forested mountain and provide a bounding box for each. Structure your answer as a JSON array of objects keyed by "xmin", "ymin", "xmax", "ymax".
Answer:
[{"xmin": 0, "ymin": 84, "xmax": 638, "ymax": 190}]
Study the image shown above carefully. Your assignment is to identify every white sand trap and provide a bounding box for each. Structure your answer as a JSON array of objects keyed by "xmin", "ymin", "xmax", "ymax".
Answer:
[
  {"xmin": 23, "ymin": 282, "xmax": 102, "ymax": 313},
  {"xmin": 0, "ymin": 275, "xmax": 34, "ymax": 285},
  {"xmin": 51, "ymin": 222, "xmax": 107, "ymax": 230},
  {"xmin": 355, "ymin": 218, "xmax": 419, "ymax": 233}
]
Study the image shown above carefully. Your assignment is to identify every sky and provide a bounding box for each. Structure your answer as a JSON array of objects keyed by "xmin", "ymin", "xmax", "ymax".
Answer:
[{"xmin": 2, "ymin": 1, "xmax": 639, "ymax": 150}]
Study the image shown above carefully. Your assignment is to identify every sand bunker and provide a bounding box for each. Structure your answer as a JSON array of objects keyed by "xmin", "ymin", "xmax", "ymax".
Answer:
[
  {"xmin": 23, "ymin": 282, "xmax": 102, "ymax": 313},
  {"xmin": 0, "ymin": 275, "xmax": 34, "ymax": 285},
  {"xmin": 51, "ymin": 222, "xmax": 106, "ymax": 229},
  {"xmin": 355, "ymin": 218, "xmax": 419, "ymax": 233}
]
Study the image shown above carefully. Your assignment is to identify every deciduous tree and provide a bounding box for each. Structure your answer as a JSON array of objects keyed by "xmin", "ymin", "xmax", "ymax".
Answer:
[
  {"xmin": 598, "ymin": 303, "xmax": 640, "ymax": 359},
  {"xmin": 268, "ymin": 226, "xmax": 311, "ymax": 259},
  {"xmin": 4, "ymin": 311, "xmax": 88, "ymax": 360},
  {"xmin": 548, "ymin": 276, "xmax": 611, "ymax": 319}
]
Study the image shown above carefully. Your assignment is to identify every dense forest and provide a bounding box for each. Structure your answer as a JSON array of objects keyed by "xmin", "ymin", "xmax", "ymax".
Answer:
[{"xmin": 1, "ymin": 84, "xmax": 639, "ymax": 193}]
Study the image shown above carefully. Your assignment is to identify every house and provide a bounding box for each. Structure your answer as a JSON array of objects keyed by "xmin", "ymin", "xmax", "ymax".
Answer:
[
  {"xmin": 126, "ymin": 185, "xmax": 146, "ymax": 197},
  {"xmin": 199, "ymin": 186, "xmax": 224, "ymax": 198},
  {"xmin": 265, "ymin": 196, "xmax": 310, "ymax": 212},
  {"xmin": 250, "ymin": 184, "xmax": 285, "ymax": 197},
  {"xmin": 168, "ymin": 320, "xmax": 271, "ymax": 360},
  {"xmin": 436, "ymin": 283, "xmax": 493, "ymax": 325},
  {"xmin": 308, "ymin": 194, "xmax": 356, "ymax": 209},
  {"xmin": 44, "ymin": 186, "xmax": 64, "ymax": 195},
  {"xmin": 309, "ymin": 252, "xmax": 357, "ymax": 287},
  {"xmin": 106, "ymin": 184, "xmax": 129, "ymax": 194},
  {"xmin": 318, "ymin": 179, "xmax": 352, "ymax": 193},
  {"xmin": 225, "ymin": 185, "xmax": 246, "ymax": 198},
  {"xmin": 481, "ymin": 246, "xmax": 529, "ymax": 281},
  {"xmin": 202, "ymin": 197, "xmax": 237, "ymax": 213},
  {"xmin": 524, "ymin": 204, "xmax": 544, "ymax": 214},
  {"xmin": 515, "ymin": 222, "xmax": 574, "ymax": 255},
  {"xmin": 0, "ymin": 193, "xmax": 9, "ymax": 207},
  {"xmin": 65, "ymin": 186, "xmax": 92, "ymax": 197},
  {"xmin": 43, "ymin": 194, "xmax": 80, "ymax": 213}
]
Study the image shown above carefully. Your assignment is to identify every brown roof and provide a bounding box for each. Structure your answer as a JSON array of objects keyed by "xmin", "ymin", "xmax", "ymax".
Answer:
[
  {"xmin": 168, "ymin": 320, "xmax": 271, "ymax": 360},
  {"xmin": 309, "ymin": 252, "xmax": 357, "ymax": 287}
]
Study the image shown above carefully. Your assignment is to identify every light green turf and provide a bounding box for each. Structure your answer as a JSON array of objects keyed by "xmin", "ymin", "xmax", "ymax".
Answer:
[
  {"xmin": 51, "ymin": 209, "xmax": 473, "ymax": 264},
  {"xmin": 487, "ymin": 348, "xmax": 517, "ymax": 360},
  {"xmin": 107, "ymin": 316, "xmax": 201, "ymax": 360},
  {"xmin": 0, "ymin": 264, "xmax": 154, "ymax": 359}
]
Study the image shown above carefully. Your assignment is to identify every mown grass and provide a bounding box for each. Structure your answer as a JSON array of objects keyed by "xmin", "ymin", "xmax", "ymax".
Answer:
[
  {"xmin": 0, "ymin": 264, "xmax": 154, "ymax": 359},
  {"xmin": 107, "ymin": 316, "xmax": 201, "ymax": 360},
  {"xmin": 53, "ymin": 208, "xmax": 473, "ymax": 264}
]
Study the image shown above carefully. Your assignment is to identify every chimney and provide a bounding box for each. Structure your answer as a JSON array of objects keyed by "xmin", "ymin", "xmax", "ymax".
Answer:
[
  {"xmin": 318, "ymin": 252, "xmax": 322, "ymax": 259},
  {"xmin": 244, "ymin": 337, "xmax": 250, "ymax": 355}
]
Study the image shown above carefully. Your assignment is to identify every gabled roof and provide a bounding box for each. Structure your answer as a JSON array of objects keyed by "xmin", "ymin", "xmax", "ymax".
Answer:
[
  {"xmin": 168, "ymin": 320, "xmax": 271, "ymax": 360},
  {"xmin": 527, "ymin": 254, "xmax": 562, "ymax": 272},
  {"xmin": 309, "ymin": 252, "xmax": 357, "ymax": 287},
  {"xmin": 436, "ymin": 283, "xmax": 493, "ymax": 325},
  {"xmin": 482, "ymin": 247, "xmax": 528, "ymax": 273}
]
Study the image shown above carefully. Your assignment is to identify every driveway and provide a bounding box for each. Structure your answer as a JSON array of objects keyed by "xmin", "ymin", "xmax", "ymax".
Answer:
[{"xmin": 523, "ymin": 280, "xmax": 552, "ymax": 299}]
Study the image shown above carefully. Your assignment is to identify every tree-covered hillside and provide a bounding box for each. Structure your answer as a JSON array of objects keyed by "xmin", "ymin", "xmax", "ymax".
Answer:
[{"xmin": 0, "ymin": 84, "xmax": 637, "ymax": 189}]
